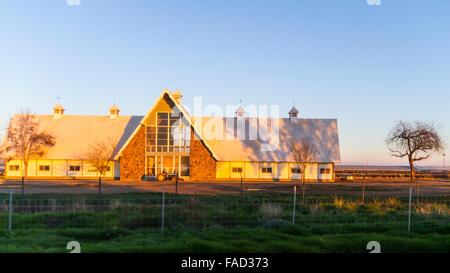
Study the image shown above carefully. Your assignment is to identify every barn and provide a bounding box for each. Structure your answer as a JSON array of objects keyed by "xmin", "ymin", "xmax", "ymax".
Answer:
[{"xmin": 2, "ymin": 89, "xmax": 340, "ymax": 182}]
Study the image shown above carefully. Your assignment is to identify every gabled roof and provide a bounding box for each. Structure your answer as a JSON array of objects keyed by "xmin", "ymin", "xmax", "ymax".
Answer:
[
  {"xmin": 1, "ymin": 115, "xmax": 142, "ymax": 160},
  {"xmin": 235, "ymin": 106, "xmax": 245, "ymax": 116},
  {"xmin": 191, "ymin": 117, "xmax": 340, "ymax": 163},
  {"xmin": 109, "ymin": 104, "xmax": 120, "ymax": 111},
  {"xmin": 113, "ymin": 89, "xmax": 219, "ymax": 160},
  {"xmin": 289, "ymin": 106, "xmax": 299, "ymax": 115},
  {"xmin": 52, "ymin": 103, "xmax": 65, "ymax": 111}
]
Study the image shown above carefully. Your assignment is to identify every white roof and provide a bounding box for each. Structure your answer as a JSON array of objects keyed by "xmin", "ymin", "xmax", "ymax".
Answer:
[
  {"xmin": 2, "ymin": 115, "xmax": 142, "ymax": 160},
  {"xmin": 192, "ymin": 117, "xmax": 340, "ymax": 163},
  {"xmin": 2, "ymin": 90, "xmax": 340, "ymax": 164}
]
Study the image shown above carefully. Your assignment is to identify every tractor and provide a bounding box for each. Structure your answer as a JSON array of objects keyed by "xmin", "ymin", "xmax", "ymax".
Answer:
[{"xmin": 156, "ymin": 171, "xmax": 183, "ymax": 182}]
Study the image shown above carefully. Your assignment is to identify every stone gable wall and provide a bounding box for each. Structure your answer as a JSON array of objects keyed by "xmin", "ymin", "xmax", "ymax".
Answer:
[
  {"xmin": 190, "ymin": 130, "xmax": 216, "ymax": 181},
  {"xmin": 120, "ymin": 125, "xmax": 146, "ymax": 180}
]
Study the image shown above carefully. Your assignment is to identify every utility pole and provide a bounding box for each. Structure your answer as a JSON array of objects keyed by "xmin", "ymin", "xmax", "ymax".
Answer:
[{"xmin": 443, "ymin": 153, "xmax": 446, "ymax": 168}]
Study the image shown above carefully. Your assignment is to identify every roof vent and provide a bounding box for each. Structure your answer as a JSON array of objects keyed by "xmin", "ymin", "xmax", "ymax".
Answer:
[
  {"xmin": 289, "ymin": 106, "xmax": 299, "ymax": 122},
  {"xmin": 52, "ymin": 103, "xmax": 65, "ymax": 119},
  {"xmin": 172, "ymin": 89, "xmax": 182, "ymax": 103},
  {"xmin": 235, "ymin": 105, "xmax": 245, "ymax": 117},
  {"xmin": 109, "ymin": 104, "xmax": 120, "ymax": 120}
]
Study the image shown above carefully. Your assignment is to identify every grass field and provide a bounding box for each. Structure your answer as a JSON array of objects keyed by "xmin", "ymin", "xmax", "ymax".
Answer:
[{"xmin": 0, "ymin": 192, "xmax": 448, "ymax": 253}]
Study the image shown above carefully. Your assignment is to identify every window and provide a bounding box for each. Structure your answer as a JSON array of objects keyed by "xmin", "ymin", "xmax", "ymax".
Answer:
[
  {"xmin": 180, "ymin": 156, "xmax": 190, "ymax": 176},
  {"xmin": 261, "ymin": 167, "xmax": 272, "ymax": 173},
  {"xmin": 39, "ymin": 165, "xmax": 50, "ymax": 171},
  {"xmin": 9, "ymin": 165, "xmax": 19, "ymax": 171},
  {"xmin": 69, "ymin": 165, "xmax": 81, "ymax": 172},
  {"xmin": 88, "ymin": 167, "xmax": 97, "ymax": 172},
  {"xmin": 157, "ymin": 112, "xmax": 169, "ymax": 126},
  {"xmin": 320, "ymin": 168, "xmax": 331, "ymax": 174},
  {"xmin": 232, "ymin": 167, "xmax": 243, "ymax": 173},
  {"xmin": 291, "ymin": 168, "xmax": 301, "ymax": 174},
  {"xmin": 146, "ymin": 112, "xmax": 191, "ymax": 155}
]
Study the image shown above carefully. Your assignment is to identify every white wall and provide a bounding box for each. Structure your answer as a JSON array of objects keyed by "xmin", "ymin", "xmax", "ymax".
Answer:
[
  {"xmin": 244, "ymin": 162, "xmax": 259, "ymax": 179},
  {"xmin": 216, "ymin": 161, "xmax": 335, "ymax": 181},
  {"xmin": 275, "ymin": 163, "xmax": 289, "ymax": 180},
  {"xmin": 53, "ymin": 160, "xmax": 67, "ymax": 176},
  {"xmin": 230, "ymin": 162, "xmax": 245, "ymax": 179},
  {"xmin": 216, "ymin": 162, "xmax": 230, "ymax": 179},
  {"xmin": 5, "ymin": 160, "xmax": 22, "ymax": 177},
  {"xmin": 318, "ymin": 163, "xmax": 333, "ymax": 181},
  {"xmin": 5, "ymin": 159, "xmax": 116, "ymax": 179}
]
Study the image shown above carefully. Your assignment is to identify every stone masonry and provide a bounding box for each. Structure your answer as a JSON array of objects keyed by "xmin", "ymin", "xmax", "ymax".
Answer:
[
  {"xmin": 120, "ymin": 125, "xmax": 146, "ymax": 180},
  {"xmin": 190, "ymin": 129, "xmax": 216, "ymax": 181}
]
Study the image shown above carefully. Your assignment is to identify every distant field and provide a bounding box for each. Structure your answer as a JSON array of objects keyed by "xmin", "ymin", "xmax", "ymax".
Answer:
[{"xmin": 0, "ymin": 192, "xmax": 448, "ymax": 253}]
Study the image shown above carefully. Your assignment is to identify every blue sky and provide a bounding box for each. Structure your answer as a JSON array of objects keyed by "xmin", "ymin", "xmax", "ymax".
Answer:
[{"xmin": 0, "ymin": 0, "xmax": 449, "ymax": 166}]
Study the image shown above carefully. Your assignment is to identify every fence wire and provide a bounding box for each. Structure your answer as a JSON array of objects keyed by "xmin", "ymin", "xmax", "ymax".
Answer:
[{"xmin": 0, "ymin": 192, "xmax": 448, "ymax": 234}]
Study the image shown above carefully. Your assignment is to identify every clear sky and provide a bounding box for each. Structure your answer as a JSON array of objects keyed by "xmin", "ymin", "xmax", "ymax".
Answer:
[{"xmin": 0, "ymin": 0, "xmax": 448, "ymax": 166}]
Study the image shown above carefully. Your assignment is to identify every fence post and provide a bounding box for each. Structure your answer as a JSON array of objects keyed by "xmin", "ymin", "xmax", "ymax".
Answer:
[
  {"xmin": 292, "ymin": 186, "xmax": 297, "ymax": 225},
  {"xmin": 408, "ymin": 187, "xmax": 412, "ymax": 232},
  {"xmin": 240, "ymin": 172, "xmax": 243, "ymax": 202},
  {"xmin": 161, "ymin": 189, "xmax": 165, "ymax": 234},
  {"xmin": 175, "ymin": 173, "xmax": 178, "ymax": 204},
  {"xmin": 8, "ymin": 192, "xmax": 13, "ymax": 232}
]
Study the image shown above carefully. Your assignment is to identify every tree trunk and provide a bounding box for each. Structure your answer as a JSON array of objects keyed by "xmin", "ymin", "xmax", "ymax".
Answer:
[
  {"xmin": 409, "ymin": 160, "xmax": 415, "ymax": 182},
  {"xmin": 410, "ymin": 160, "xmax": 420, "ymax": 204},
  {"xmin": 21, "ymin": 160, "xmax": 27, "ymax": 212},
  {"xmin": 21, "ymin": 176, "xmax": 24, "ymax": 212},
  {"xmin": 301, "ymin": 173, "xmax": 306, "ymax": 204},
  {"xmin": 98, "ymin": 176, "xmax": 102, "ymax": 195},
  {"xmin": 98, "ymin": 176, "xmax": 102, "ymax": 209}
]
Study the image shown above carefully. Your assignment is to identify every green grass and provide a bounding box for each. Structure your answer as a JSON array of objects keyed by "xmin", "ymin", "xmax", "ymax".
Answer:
[
  {"xmin": 1, "ymin": 226, "xmax": 449, "ymax": 253},
  {"xmin": 0, "ymin": 192, "xmax": 448, "ymax": 253}
]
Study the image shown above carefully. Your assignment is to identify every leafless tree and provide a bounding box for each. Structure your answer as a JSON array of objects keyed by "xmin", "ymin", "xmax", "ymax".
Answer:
[
  {"xmin": 290, "ymin": 137, "xmax": 317, "ymax": 203},
  {"xmin": 386, "ymin": 121, "xmax": 443, "ymax": 202},
  {"xmin": 80, "ymin": 139, "xmax": 116, "ymax": 200},
  {"xmin": 2, "ymin": 109, "xmax": 55, "ymax": 209}
]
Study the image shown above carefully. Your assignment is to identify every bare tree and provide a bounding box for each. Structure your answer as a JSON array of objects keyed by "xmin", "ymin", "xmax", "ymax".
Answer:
[
  {"xmin": 80, "ymin": 139, "xmax": 116, "ymax": 201},
  {"xmin": 290, "ymin": 137, "xmax": 317, "ymax": 203},
  {"xmin": 2, "ymin": 110, "xmax": 55, "ymax": 210},
  {"xmin": 386, "ymin": 121, "xmax": 443, "ymax": 202}
]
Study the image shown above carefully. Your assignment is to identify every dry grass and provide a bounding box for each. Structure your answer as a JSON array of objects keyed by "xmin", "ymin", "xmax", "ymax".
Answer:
[
  {"xmin": 384, "ymin": 197, "xmax": 401, "ymax": 209},
  {"xmin": 333, "ymin": 196, "xmax": 344, "ymax": 208},
  {"xmin": 415, "ymin": 203, "xmax": 449, "ymax": 216},
  {"xmin": 259, "ymin": 203, "xmax": 282, "ymax": 219}
]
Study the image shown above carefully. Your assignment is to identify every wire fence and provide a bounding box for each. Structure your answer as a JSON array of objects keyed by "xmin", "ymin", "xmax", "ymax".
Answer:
[{"xmin": 0, "ymin": 189, "xmax": 448, "ymax": 234}]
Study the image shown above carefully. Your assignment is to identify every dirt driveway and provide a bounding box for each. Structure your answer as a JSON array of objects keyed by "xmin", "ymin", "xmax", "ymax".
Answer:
[{"xmin": 0, "ymin": 178, "xmax": 449, "ymax": 196}]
